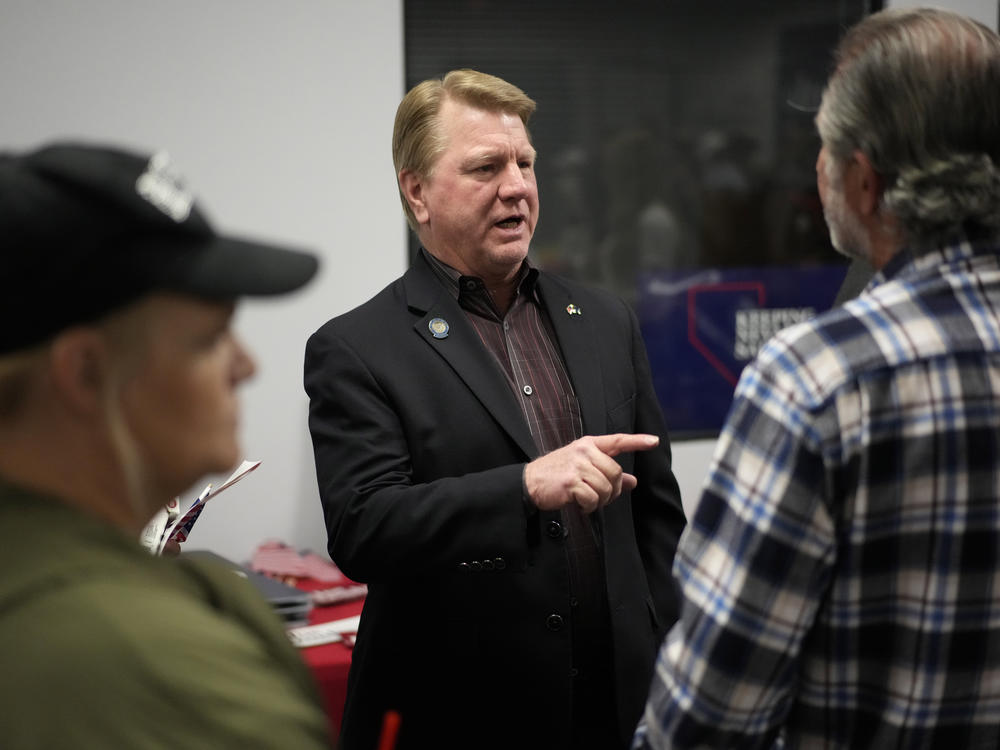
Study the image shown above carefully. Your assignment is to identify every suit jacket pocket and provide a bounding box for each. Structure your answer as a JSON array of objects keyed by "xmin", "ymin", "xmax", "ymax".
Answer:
[{"xmin": 607, "ymin": 392, "xmax": 637, "ymax": 433}]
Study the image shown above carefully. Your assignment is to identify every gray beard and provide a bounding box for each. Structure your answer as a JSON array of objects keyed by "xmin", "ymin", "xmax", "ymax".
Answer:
[{"xmin": 824, "ymin": 190, "xmax": 872, "ymax": 265}]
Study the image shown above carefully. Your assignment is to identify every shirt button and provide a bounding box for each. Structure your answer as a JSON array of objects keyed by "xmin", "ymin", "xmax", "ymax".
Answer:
[
  {"xmin": 546, "ymin": 520, "xmax": 564, "ymax": 539},
  {"xmin": 546, "ymin": 613, "xmax": 564, "ymax": 632},
  {"xmin": 464, "ymin": 280, "xmax": 477, "ymax": 291},
  {"xmin": 569, "ymin": 667, "xmax": 580, "ymax": 678},
  {"xmin": 522, "ymin": 385, "xmax": 533, "ymax": 396}
]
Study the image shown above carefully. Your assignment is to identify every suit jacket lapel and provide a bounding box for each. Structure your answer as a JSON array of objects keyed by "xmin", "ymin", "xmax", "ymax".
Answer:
[
  {"xmin": 537, "ymin": 274, "xmax": 611, "ymax": 536},
  {"xmin": 536, "ymin": 274, "xmax": 607, "ymax": 436},
  {"xmin": 402, "ymin": 257, "xmax": 538, "ymax": 459}
]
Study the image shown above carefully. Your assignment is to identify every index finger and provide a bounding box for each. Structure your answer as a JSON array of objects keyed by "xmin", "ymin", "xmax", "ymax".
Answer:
[{"xmin": 590, "ymin": 433, "xmax": 660, "ymax": 457}]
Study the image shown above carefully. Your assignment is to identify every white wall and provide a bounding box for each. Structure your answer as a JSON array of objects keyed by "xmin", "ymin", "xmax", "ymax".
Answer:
[
  {"xmin": 887, "ymin": 0, "xmax": 996, "ymax": 27},
  {"xmin": 1, "ymin": 1, "xmax": 406, "ymax": 562},
  {"xmin": 3, "ymin": 0, "xmax": 994, "ymax": 559}
]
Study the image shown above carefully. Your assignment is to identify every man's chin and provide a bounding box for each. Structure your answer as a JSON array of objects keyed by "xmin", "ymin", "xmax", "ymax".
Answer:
[
  {"xmin": 188, "ymin": 449, "xmax": 242, "ymax": 492},
  {"xmin": 829, "ymin": 230, "xmax": 873, "ymax": 265},
  {"xmin": 487, "ymin": 242, "xmax": 531, "ymax": 268},
  {"xmin": 832, "ymin": 243, "xmax": 870, "ymax": 264},
  {"xmin": 216, "ymin": 450, "xmax": 242, "ymax": 477}
]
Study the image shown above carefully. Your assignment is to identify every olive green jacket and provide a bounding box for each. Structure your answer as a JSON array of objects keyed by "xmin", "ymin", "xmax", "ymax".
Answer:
[{"xmin": 0, "ymin": 478, "xmax": 332, "ymax": 749}]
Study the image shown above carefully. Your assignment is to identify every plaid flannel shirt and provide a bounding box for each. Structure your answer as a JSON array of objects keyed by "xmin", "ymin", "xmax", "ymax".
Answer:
[{"xmin": 635, "ymin": 239, "xmax": 1000, "ymax": 749}]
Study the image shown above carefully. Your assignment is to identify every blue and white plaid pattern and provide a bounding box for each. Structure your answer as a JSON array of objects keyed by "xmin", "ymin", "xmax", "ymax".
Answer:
[{"xmin": 635, "ymin": 240, "xmax": 1000, "ymax": 749}]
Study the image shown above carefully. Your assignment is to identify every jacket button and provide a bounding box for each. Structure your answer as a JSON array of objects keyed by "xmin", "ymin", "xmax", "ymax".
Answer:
[
  {"xmin": 546, "ymin": 613, "xmax": 564, "ymax": 632},
  {"xmin": 470, "ymin": 560, "xmax": 482, "ymax": 572},
  {"xmin": 458, "ymin": 562, "xmax": 470, "ymax": 572},
  {"xmin": 483, "ymin": 559, "xmax": 495, "ymax": 571},
  {"xmin": 494, "ymin": 557, "xmax": 506, "ymax": 570},
  {"xmin": 546, "ymin": 520, "xmax": 564, "ymax": 539}
]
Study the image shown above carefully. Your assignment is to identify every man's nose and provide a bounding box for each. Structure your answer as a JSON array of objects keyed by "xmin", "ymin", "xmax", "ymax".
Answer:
[
  {"xmin": 498, "ymin": 160, "xmax": 529, "ymax": 201},
  {"xmin": 232, "ymin": 337, "xmax": 257, "ymax": 385}
]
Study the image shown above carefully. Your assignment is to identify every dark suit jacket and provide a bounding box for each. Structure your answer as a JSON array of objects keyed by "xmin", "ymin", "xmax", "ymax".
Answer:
[{"xmin": 304, "ymin": 252, "xmax": 686, "ymax": 750}]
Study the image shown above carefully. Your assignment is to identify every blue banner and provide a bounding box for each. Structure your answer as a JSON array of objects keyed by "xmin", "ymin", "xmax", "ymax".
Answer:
[{"xmin": 638, "ymin": 264, "xmax": 847, "ymax": 437}]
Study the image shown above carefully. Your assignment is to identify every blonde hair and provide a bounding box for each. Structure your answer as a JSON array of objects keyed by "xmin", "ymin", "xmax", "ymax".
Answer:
[
  {"xmin": 392, "ymin": 69, "xmax": 537, "ymax": 233},
  {"xmin": 95, "ymin": 302, "xmax": 158, "ymax": 521}
]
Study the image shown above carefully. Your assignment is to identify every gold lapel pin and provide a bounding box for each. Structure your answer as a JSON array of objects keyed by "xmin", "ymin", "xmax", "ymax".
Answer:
[{"xmin": 428, "ymin": 317, "xmax": 450, "ymax": 339}]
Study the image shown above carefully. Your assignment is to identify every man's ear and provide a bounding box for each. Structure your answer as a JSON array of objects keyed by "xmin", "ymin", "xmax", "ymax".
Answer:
[
  {"xmin": 850, "ymin": 150, "xmax": 884, "ymax": 217},
  {"xmin": 48, "ymin": 329, "xmax": 109, "ymax": 416},
  {"xmin": 399, "ymin": 169, "xmax": 430, "ymax": 225}
]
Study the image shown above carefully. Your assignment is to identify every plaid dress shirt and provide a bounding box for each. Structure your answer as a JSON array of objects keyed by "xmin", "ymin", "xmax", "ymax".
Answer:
[{"xmin": 635, "ymin": 239, "xmax": 1000, "ymax": 749}]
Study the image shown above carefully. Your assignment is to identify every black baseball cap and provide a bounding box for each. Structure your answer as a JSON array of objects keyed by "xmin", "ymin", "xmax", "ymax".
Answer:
[{"xmin": 0, "ymin": 141, "xmax": 319, "ymax": 354}]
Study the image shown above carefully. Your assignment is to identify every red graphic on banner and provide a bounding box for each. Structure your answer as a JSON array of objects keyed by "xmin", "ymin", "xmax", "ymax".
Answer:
[{"xmin": 686, "ymin": 282, "xmax": 766, "ymax": 386}]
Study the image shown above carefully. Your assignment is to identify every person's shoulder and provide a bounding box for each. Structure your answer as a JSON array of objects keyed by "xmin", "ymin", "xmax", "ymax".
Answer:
[
  {"xmin": 0, "ymin": 571, "xmax": 328, "ymax": 749},
  {"xmin": 1, "ymin": 562, "xmax": 222, "ymax": 651},
  {"xmin": 316, "ymin": 274, "xmax": 405, "ymax": 326},
  {"xmin": 306, "ymin": 274, "xmax": 411, "ymax": 353},
  {"xmin": 0, "ymin": 559, "xmax": 293, "ymax": 699},
  {"xmin": 536, "ymin": 270, "xmax": 632, "ymax": 317},
  {"xmin": 747, "ymin": 301, "xmax": 881, "ymax": 408},
  {"xmin": 0, "ymin": 497, "xmax": 161, "ymax": 610},
  {"xmin": 0, "ymin": 569, "xmax": 194, "ymax": 709}
]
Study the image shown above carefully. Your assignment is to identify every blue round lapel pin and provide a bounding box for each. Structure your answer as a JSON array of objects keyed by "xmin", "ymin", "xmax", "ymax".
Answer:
[{"xmin": 428, "ymin": 317, "xmax": 450, "ymax": 339}]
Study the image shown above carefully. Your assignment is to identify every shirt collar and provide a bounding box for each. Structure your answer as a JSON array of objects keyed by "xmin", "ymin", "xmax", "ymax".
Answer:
[
  {"xmin": 864, "ymin": 236, "xmax": 1000, "ymax": 293},
  {"xmin": 420, "ymin": 247, "xmax": 540, "ymax": 310}
]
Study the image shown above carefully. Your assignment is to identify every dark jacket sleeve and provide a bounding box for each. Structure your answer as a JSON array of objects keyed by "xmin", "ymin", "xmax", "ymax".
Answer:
[
  {"xmin": 624, "ymin": 300, "xmax": 687, "ymax": 633},
  {"xmin": 303, "ymin": 324, "xmax": 531, "ymax": 583}
]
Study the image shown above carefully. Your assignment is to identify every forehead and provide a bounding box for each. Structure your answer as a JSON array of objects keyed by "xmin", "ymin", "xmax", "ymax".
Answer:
[
  {"xmin": 131, "ymin": 294, "xmax": 235, "ymax": 337},
  {"xmin": 437, "ymin": 98, "xmax": 532, "ymax": 154}
]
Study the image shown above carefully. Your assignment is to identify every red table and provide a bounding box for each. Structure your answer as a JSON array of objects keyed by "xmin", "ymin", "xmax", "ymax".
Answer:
[{"xmin": 297, "ymin": 591, "xmax": 365, "ymax": 739}]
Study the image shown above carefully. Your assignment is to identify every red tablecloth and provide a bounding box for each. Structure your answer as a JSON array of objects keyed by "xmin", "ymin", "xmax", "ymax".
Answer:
[{"xmin": 296, "ymin": 591, "xmax": 365, "ymax": 740}]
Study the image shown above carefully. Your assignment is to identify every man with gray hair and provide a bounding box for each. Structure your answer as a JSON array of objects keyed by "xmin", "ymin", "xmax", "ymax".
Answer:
[{"xmin": 634, "ymin": 7, "xmax": 1000, "ymax": 748}]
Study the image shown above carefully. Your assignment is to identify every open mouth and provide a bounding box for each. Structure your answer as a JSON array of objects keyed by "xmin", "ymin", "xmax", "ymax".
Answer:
[{"xmin": 495, "ymin": 215, "xmax": 524, "ymax": 229}]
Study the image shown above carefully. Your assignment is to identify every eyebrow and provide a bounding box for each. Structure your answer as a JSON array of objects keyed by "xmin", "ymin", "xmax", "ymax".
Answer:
[{"xmin": 464, "ymin": 146, "xmax": 537, "ymax": 165}]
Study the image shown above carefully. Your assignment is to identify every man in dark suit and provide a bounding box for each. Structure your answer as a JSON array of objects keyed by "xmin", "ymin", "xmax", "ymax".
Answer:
[{"xmin": 304, "ymin": 69, "xmax": 686, "ymax": 750}]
